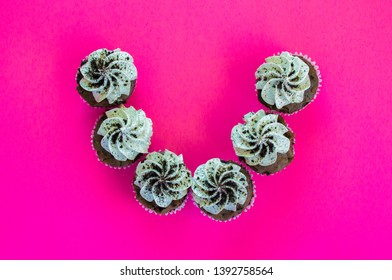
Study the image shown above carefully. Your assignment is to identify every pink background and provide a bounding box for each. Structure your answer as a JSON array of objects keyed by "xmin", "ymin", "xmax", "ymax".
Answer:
[{"xmin": 1, "ymin": 0, "xmax": 392, "ymax": 259}]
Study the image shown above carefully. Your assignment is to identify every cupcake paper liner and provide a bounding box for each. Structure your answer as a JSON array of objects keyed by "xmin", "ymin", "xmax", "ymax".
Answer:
[
  {"xmin": 132, "ymin": 149, "xmax": 192, "ymax": 216},
  {"xmin": 90, "ymin": 115, "xmax": 140, "ymax": 170},
  {"xmin": 256, "ymin": 51, "xmax": 322, "ymax": 116},
  {"xmin": 134, "ymin": 190, "xmax": 190, "ymax": 216},
  {"xmin": 192, "ymin": 161, "xmax": 257, "ymax": 223},
  {"xmin": 244, "ymin": 118, "xmax": 296, "ymax": 177}
]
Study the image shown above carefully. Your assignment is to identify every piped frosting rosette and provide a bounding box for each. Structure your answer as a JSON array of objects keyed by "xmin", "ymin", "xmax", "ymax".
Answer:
[
  {"xmin": 256, "ymin": 51, "xmax": 319, "ymax": 113},
  {"xmin": 95, "ymin": 105, "xmax": 152, "ymax": 165},
  {"xmin": 78, "ymin": 48, "xmax": 137, "ymax": 106},
  {"xmin": 192, "ymin": 159, "xmax": 254, "ymax": 221},
  {"xmin": 134, "ymin": 150, "xmax": 192, "ymax": 214},
  {"xmin": 231, "ymin": 110, "xmax": 294, "ymax": 174}
]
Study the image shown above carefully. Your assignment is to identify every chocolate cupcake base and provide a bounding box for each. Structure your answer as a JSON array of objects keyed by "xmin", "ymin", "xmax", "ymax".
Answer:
[
  {"xmin": 257, "ymin": 55, "xmax": 320, "ymax": 114},
  {"xmin": 133, "ymin": 181, "xmax": 188, "ymax": 215},
  {"xmin": 195, "ymin": 161, "xmax": 255, "ymax": 222},
  {"xmin": 76, "ymin": 59, "xmax": 136, "ymax": 108},
  {"xmin": 92, "ymin": 114, "xmax": 142, "ymax": 168},
  {"xmin": 240, "ymin": 115, "xmax": 294, "ymax": 175}
]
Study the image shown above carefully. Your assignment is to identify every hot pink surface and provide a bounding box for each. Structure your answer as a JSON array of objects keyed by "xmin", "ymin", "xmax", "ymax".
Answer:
[{"xmin": 1, "ymin": 0, "xmax": 392, "ymax": 260}]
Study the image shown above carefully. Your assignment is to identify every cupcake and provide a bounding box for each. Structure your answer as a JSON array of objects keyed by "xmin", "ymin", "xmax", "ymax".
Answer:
[
  {"xmin": 133, "ymin": 150, "xmax": 193, "ymax": 215},
  {"xmin": 76, "ymin": 48, "xmax": 137, "ymax": 107},
  {"xmin": 92, "ymin": 105, "xmax": 152, "ymax": 168},
  {"xmin": 231, "ymin": 110, "xmax": 294, "ymax": 175},
  {"xmin": 255, "ymin": 51, "xmax": 320, "ymax": 114},
  {"xmin": 192, "ymin": 159, "xmax": 254, "ymax": 221}
]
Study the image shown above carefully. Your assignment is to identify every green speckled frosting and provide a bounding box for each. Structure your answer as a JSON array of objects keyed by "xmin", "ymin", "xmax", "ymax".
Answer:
[
  {"xmin": 192, "ymin": 159, "xmax": 249, "ymax": 215},
  {"xmin": 231, "ymin": 110, "xmax": 290, "ymax": 167},
  {"xmin": 79, "ymin": 48, "xmax": 137, "ymax": 104},
  {"xmin": 97, "ymin": 106, "xmax": 152, "ymax": 161},
  {"xmin": 256, "ymin": 52, "xmax": 310, "ymax": 109},
  {"xmin": 134, "ymin": 150, "xmax": 192, "ymax": 208}
]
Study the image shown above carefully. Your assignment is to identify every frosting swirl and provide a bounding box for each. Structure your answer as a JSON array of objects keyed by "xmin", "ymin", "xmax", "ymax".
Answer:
[
  {"xmin": 231, "ymin": 110, "xmax": 291, "ymax": 166},
  {"xmin": 256, "ymin": 52, "xmax": 310, "ymax": 109},
  {"xmin": 134, "ymin": 150, "xmax": 192, "ymax": 208},
  {"xmin": 97, "ymin": 106, "xmax": 152, "ymax": 161},
  {"xmin": 79, "ymin": 48, "xmax": 137, "ymax": 104},
  {"xmin": 192, "ymin": 159, "xmax": 249, "ymax": 215}
]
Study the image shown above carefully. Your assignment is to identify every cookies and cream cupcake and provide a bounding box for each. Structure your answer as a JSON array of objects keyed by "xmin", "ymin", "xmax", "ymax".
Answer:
[
  {"xmin": 255, "ymin": 51, "xmax": 320, "ymax": 114},
  {"xmin": 192, "ymin": 159, "xmax": 254, "ymax": 221},
  {"xmin": 231, "ymin": 109, "xmax": 294, "ymax": 175},
  {"xmin": 76, "ymin": 48, "xmax": 137, "ymax": 107},
  {"xmin": 92, "ymin": 105, "xmax": 152, "ymax": 168},
  {"xmin": 133, "ymin": 150, "xmax": 193, "ymax": 215}
]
